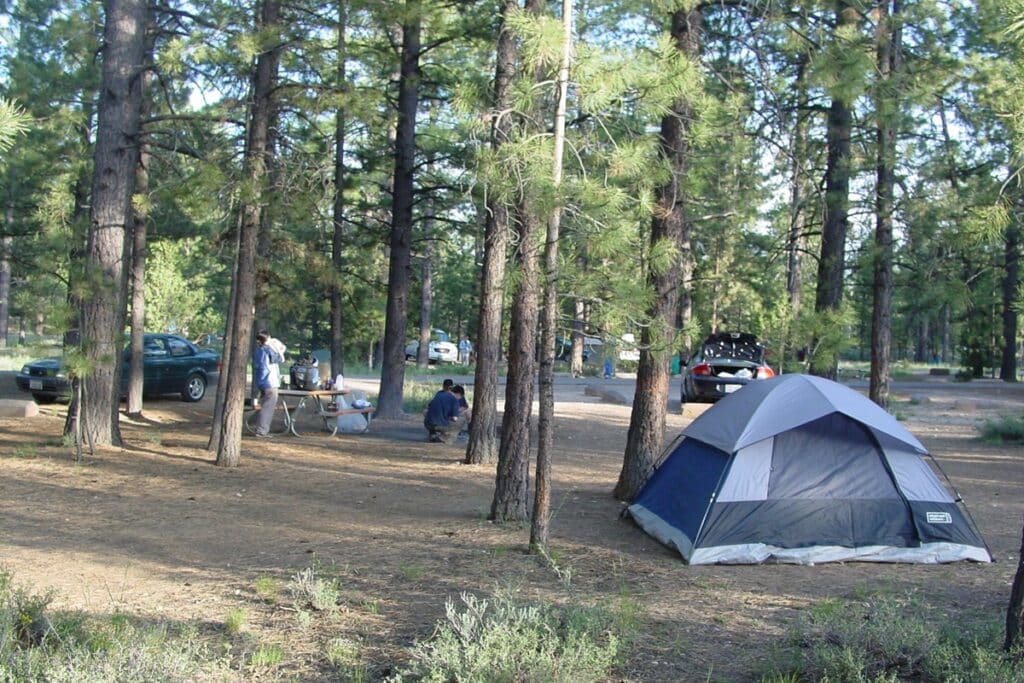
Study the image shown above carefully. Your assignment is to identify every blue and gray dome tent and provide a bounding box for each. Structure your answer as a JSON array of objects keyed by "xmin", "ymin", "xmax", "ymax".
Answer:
[{"xmin": 628, "ymin": 374, "xmax": 991, "ymax": 565}]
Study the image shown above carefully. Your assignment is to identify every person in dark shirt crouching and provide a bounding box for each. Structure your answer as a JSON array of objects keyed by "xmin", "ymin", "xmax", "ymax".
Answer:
[{"xmin": 424, "ymin": 384, "xmax": 468, "ymax": 443}]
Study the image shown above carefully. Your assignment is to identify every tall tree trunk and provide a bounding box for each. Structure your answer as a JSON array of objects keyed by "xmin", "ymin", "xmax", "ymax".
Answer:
[
  {"xmin": 126, "ymin": 27, "xmax": 155, "ymax": 418},
  {"xmin": 376, "ymin": 0, "xmax": 421, "ymax": 418},
  {"xmin": 126, "ymin": 144, "xmax": 149, "ymax": 417},
  {"xmin": 207, "ymin": 215, "xmax": 241, "ymax": 451},
  {"xmin": 916, "ymin": 315, "xmax": 929, "ymax": 363},
  {"xmin": 942, "ymin": 303, "xmax": 951, "ymax": 364},
  {"xmin": 614, "ymin": 8, "xmax": 700, "ymax": 501},
  {"xmin": 531, "ymin": 0, "xmax": 572, "ymax": 551},
  {"xmin": 417, "ymin": 212, "xmax": 433, "ymax": 368},
  {"xmin": 491, "ymin": 0, "xmax": 545, "ymax": 521},
  {"xmin": 1002, "ymin": 219, "xmax": 1020, "ymax": 381},
  {"xmin": 465, "ymin": 0, "xmax": 518, "ymax": 466},
  {"xmin": 63, "ymin": 110, "xmax": 93, "ymax": 353},
  {"xmin": 213, "ymin": 0, "xmax": 280, "ymax": 466},
  {"xmin": 61, "ymin": 115, "xmax": 94, "ymax": 439},
  {"xmin": 79, "ymin": 0, "xmax": 148, "ymax": 447},
  {"xmin": 810, "ymin": 1, "xmax": 856, "ymax": 380},
  {"xmin": 492, "ymin": 206, "xmax": 541, "ymax": 521},
  {"xmin": 870, "ymin": 0, "xmax": 900, "ymax": 407},
  {"xmin": 0, "ymin": 206, "xmax": 10, "ymax": 349},
  {"xmin": 570, "ymin": 295, "xmax": 585, "ymax": 377},
  {"xmin": 783, "ymin": 53, "xmax": 809, "ymax": 371},
  {"xmin": 1007, "ymin": 518, "xmax": 1024, "ymax": 655},
  {"xmin": 330, "ymin": 0, "xmax": 348, "ymax": 378}
]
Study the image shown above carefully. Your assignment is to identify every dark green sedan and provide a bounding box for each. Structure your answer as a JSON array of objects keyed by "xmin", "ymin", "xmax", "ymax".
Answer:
[{"xmin": 15, "ymin": 333, "xmax": 221, "ymax": 404}]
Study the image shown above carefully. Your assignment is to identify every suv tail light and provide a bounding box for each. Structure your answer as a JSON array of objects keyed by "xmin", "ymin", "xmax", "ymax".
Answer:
[
  {"xmin": 758, "ymin": 366, "xmax": 775, "ymax": 379},
  {"xmin": 692, "ymin": 363, "xmax": 712, "ymax": 376}
]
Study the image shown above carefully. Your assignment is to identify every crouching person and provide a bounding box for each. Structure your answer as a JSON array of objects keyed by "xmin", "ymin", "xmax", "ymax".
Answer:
[{"xmin": 424, "ymin": 384, "xmax": 467, "ymax": 443}]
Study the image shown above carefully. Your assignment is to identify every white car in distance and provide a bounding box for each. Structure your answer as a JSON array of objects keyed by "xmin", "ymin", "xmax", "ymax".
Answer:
[{"xmin": 405, "ymin": 329, "xmax": 459, "ymax": 364}]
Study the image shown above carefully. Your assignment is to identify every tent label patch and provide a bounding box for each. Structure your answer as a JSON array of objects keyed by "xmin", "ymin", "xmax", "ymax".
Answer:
[{"xmin": 926, "ymin": 511, "xmax": 952, "ymax": 524}]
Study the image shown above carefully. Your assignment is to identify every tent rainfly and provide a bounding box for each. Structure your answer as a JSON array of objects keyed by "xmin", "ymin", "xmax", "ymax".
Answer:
[{"xmin": 628, "ymin": 374, "xmax": 991, "ymax": 565}]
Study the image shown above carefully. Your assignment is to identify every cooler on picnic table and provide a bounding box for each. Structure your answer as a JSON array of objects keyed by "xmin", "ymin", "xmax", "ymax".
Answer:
[{"xmin": 289, "ymin": 355, "xmax": 320, "ymax": 390}]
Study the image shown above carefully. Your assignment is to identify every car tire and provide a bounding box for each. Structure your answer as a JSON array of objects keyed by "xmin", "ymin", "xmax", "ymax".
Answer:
[
  {"xmin": 182, "ymin": 373, "xmax": 206, "ymax": 402},
  {"xmin": 32, "ymin": 393, "xmax": 57, "ymax": 405}
]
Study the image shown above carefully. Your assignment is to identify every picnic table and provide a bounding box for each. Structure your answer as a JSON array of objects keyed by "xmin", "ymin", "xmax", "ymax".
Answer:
[{"xmin": 245, "ymin": 388, "xmax": 373, "ymax": 437}]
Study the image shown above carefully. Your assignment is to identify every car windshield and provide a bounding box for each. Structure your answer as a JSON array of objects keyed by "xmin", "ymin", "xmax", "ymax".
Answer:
[{"xmin": 701, "ymin": 335, "xmax": 764, "ymax": 363}]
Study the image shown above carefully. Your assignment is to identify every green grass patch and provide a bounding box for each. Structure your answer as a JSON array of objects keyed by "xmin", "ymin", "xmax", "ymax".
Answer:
[
  {"xmin": 394, "ymin": 591, "xmax": 622, "ymax": 682},
  {"xmin": 399, "ymin": 563, "xmax": 427, "ymax": 583},
  {"xmin": 325, "ymin": 636, "xmax": 371, "ymax": 681},
  {"xmin": 253, "ymin": 575, "xmax": 279, "ymax": 603},
  {"xmin": 11, "ymin": 445, "xmax": 38, "ymax": 459},
  {"xmin": 761, "ymin": 594, "xmax": 1024, "ymax": 682},
  {"xmin": 0, "ymin": 570, "xmax": 234, "ymax": 681},
  {"xmin": 980, "ymin": 415, "xmax": 1024, "ymax": 443},
  {"xmin": 248, "ymin": 642, "xmax": 284, "ymax": 669},
  {"xmin": 223, "ymin": 608, "xmax": 246, "ymax": 635},
  {"xmin": 287, "ymin": 564, "xmax": 341, "ymax": 613}
]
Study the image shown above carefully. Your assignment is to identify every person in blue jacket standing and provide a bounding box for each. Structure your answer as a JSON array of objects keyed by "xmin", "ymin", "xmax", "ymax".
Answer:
[{"xmin": 252, "ymin": 330, "xmax": 284, "ymax": 436}]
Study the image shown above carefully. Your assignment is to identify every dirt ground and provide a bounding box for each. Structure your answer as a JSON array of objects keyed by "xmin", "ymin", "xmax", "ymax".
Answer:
[{"xmin": 0, "ymin": 374, "xmax": 1022, "ymax": 681}]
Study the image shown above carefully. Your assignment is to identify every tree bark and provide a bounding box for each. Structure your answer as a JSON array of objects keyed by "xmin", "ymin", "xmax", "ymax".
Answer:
[
  {"xmin": 376, "ymin": 0, "xmax": 421, "ymax": 418},
  {"xmin": 329, "ymin": 0, "xmax": 348, "ymax": 379},
  {"xmin": 417, "ymin": 211, "xmax": 434, "ymax": 368},
  {"xmin": 491, "ymin": 206, "xmax": 540, "ymax": 521},
  {"xmin": 491, "ymin": 0, "xmax": 545, "ymax": 521},
  {"xmin": 1002, "ymin": 220, "xmax": 1020, "ymax": 382},
  {"xmin": 465, "ymin": 0, "xmax": 518, "ymax": 466},
  {"xmin": 127, "ymin": 26, "xmax": 155, "ymax": 418},
  {"xmin": 79, "ymin": 0, "xmax": 148, "ymax": 447},
  {"xmin": 0, "ymin": 207, "xmax": 10, "ymax": 349},
  {"xmin": 1006, "ymin": 518, "xmax": 1024, "ymax": 655},
  {"xmin": 870, "ymin": 0, "xmax": 900, "ymax": 408},
  {"xmin": 213, "ymin": 0, "xmax": 280, "ymax": 466},
  {"xmin": 614, "ymin": 8, "xmax": 699, "ymax": 502},
  {"xmin": 810, "ymin": 1, "xmax": 856, "ymax": 380},
  {"xmin": 783, "ymin": 51, "xmax": 809, "ymax": 371},
  {"xmin": 531, "ymin": 0, "xmax": 572, "ymax": 551},
  {"xmin": 252, "ymin": 102, "xmax": 279, "ymax": 363},
  {"xmin": 207, "ymin": 215, "xmax": 241, "ymax": 451},
  {"xmin": 570, "ymin": 296, "xmax": 585, "ymax": 377},
  {"xmin": 126, "ymin": 144, "xmax": 149, "ymax": 417}
]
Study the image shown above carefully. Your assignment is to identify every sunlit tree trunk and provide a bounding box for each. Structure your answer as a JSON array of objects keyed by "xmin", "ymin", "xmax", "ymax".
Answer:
[
  {"xmin": 79, "ymin": 0, "xmax": 148, "ymax": 447},
  {"xmin": 465, "ymin": 0, "xmax": 518, "ymax": 466},
  {"xmin": 127, "ymin": 26, "xmax": 156, "ymax": 418},
  {"xmin": 213, "ymin": 0, "xmax": 280, "ymax": 466},
  {"xmin": 570, "ymin": 288, "xmax": 585, "ymax": 378},
  {"xmin": 417, "ymin": 212, "xmax": 433, "ymax": 368},
  {"xmin": 491, "ymin": 0, "xmax": 545, "ymax": 521},
  {"xmin": 811, "ymin": 1, "xmax": 857, "ymax": 380},
  {"xmin": 614, "ymin": 7, "xmax": 699, "ymax": 502},
  {"xmin": 126, "ymin": 145, "xmax": 149, "ymax": 417},
  {"xmin": 377, "ymin": 0, "xmax": 421, "ymax": 418},
  {"xmin": 532, "ymin": 0, "xmax": 572, "ymax": 551},
  {"xmin": 330, "ymin": 0, "xmax": 348, "ymax": 378},
  {"xmin": 1001, "ymin": 219, "xmax": 1020, "ymax": 382},
  {"xmin": 0, "ymin": 206, "xmax": 11, "ymax": 348},
  {"xmin": 870, "ymin": 0, "xmax": 900, "ymax": 407},
  {"xmin": 1006, "ymin": 518, "xmax": 1024, "ymax": 655}
]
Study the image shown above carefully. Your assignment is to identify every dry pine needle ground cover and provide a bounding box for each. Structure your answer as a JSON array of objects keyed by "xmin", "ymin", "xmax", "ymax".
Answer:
[{"xmin": 0, "ymin": 375, "xmax": 1022, "ymax": 681}]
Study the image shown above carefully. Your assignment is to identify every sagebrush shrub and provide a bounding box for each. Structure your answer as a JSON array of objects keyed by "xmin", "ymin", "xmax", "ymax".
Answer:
[{"xmin": 393, "ymin": 591, "xmax": 621, "ymax": 682}]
